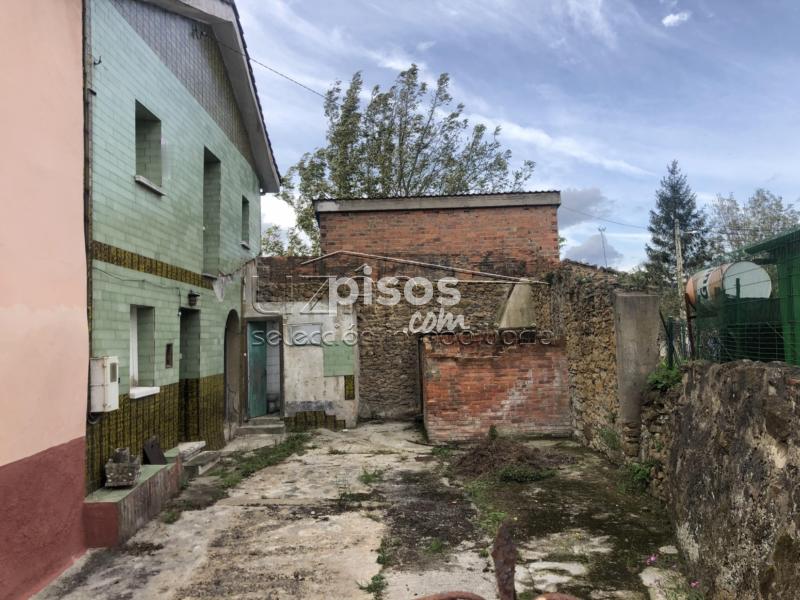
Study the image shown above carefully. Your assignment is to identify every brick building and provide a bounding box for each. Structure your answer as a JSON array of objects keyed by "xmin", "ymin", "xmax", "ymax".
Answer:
[
  {"xmin": 315, "ymin": 191, "xmax": 560, "ymax": 277},
  {"xmin": 85, "ymin": 0, "xmax": 279, "ymax": 490},
  {"xmin": 313, "ymin": 191, "xmax": 564, "ymax": 422}
]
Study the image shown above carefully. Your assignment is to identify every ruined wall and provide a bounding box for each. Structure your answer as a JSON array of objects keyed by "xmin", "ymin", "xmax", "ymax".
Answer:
[
  {"xmin": 357, "ymin": 282, "xmax": 513, "ymax": 419},
  {"xmin": 422, "ymin": 333, "xmax": 571, "ymax": 441}
]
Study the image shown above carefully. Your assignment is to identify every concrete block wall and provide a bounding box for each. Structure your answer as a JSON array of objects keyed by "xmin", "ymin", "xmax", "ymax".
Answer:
[{"xmin": 422, "ymin": 334, "xmax": 571, "ymax": 441}]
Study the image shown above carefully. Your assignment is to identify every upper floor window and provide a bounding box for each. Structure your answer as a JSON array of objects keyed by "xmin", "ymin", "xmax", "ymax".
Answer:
[
  {"xmin": 241, "ymin": 197, "xmax": 250, "ymax": 248},
  {"xmin": 135, "ymin": 101, "xmax": 163, "ymax": 190}
]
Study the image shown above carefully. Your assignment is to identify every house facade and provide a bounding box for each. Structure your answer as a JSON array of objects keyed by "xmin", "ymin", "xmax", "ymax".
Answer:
[
  {"xmin": 0, "ymin": 2, "xmax": 88, "ymax": 598},
  {"xmin": 84, "ymin": 0, "xmax": 278, "ymax": 491}
]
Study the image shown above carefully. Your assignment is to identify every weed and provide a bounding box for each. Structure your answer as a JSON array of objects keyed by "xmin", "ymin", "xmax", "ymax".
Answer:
[
  {"xmin": 425, "ymin": 537, "xmax": 445, "ymax": 554},
  {"xmin": 431, "ymin": 445, "xmax": 454, "ymax": 460},
  {"xmin": 328, "ymin": 448, "xmax": 346, "ymax": 455},
  {"xmin": 478, "ymin": 547, "xmax": 489, "ymax": 558},
  {"xmin": 160, "ymin": 510, "xmax": 179, "ymax": 524},
  {"xmin": 648, "ymin": 362, "xmax": 682, "ymax": 392},
  {"xmin": 377, "ymin": 537, "xmax": 396, "ymax": 566},
  {"xmin": 358, "ymin": 573, "xmax": 388, "ymax": 600},
  {"xmin": 497, "ymin": 464, "xmax": 555, "ymax": 483},
  {"xmin": 358, "ymin": 467, "xmax": 385, "ymax": 485},
  {"xmin": 488, "ymin": 425, "xmax": 499, "ymax": 440},
  {"xmin": 662, "ymin": 578, "xmax": 705, "ymax": 600},
  {"xmin": 465, "ymin": 477, "xmax": 508, "ymax": 534},
  {"xmin": 599, "ymin": 426, "xmax": 621, "ymax": 451},
  {"xmin": 622, "ymin": 460, "xmax": 658, "ymax": 493}
]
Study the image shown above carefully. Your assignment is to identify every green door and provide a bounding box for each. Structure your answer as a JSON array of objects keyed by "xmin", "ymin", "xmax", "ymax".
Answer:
[{"xmin": 247, "ymin": 322, "xmax": 268, "ymax": 418}]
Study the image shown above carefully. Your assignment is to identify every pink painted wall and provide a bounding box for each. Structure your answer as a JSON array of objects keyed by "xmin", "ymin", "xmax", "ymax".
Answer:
[
  {"xmin": 0, "ymin": 2, "xmax": 88, "ymax": 596},
  {"xmin": 0, "ymin": 0, "xmax": 88, "ymax": 467}
]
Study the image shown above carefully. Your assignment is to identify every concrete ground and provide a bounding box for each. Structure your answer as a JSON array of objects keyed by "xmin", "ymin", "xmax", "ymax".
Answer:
[{"xmin": 38, "ymin": 423, "xmax": 694, "ymax": 600}]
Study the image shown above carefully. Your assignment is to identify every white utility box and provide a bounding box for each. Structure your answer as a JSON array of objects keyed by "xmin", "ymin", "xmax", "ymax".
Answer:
[{"xmin": 90, "ymin": 356, "xmax": 119, "ymax": 412}]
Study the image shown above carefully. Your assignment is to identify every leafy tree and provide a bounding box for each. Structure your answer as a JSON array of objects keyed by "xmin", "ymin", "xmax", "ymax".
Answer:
[
  {"xmin": 260, "ymin": 224, "xmax": 311, "ymax": 257},
  {"xmin": 645, "ymin": 160, "xmax": 711, "ymax": 287},
  {"xmin": 707, "ymin": 189, "xmax": 800, "ymax": 253},
  {"xmin": 279, "ymin": 65, "xmax": 535, "ymax": 252}
]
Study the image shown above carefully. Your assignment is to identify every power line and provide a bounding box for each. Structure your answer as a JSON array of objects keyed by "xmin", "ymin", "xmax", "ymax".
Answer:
[{"xmin": 214, "ymin": 38, "xmax": 327, "ymax": 99}]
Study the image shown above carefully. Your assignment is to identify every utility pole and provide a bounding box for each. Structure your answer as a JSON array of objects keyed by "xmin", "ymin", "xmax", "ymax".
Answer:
[
  {"xmin": 598, "ymin": 226, "xmax": 608, "ymax": 268},
  {"xmin": 674, "ymin": 220, "xmax": 686, "ymax": 322}
]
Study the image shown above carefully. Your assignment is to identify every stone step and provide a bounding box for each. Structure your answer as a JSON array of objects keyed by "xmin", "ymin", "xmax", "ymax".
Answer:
[
  {"xmin": 248, "ymin": 416, "xmax": 284, "ymax": 426},
  {"xmin": 183, "ymin": 451, "xmax": 220, "ymax": 477},
  {"xmin": 237, "ymin": 423, "xmax": 286, "ymax": 436}
]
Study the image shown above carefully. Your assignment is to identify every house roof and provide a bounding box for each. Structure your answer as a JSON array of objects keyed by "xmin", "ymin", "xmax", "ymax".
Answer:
[
  {"xmin": 746, "ymin": 225, "xmax": 800, "ymax": 255},
  {"xmin": 141, "ymin": 0, "xmax": 280, "ymax": 192},
  {"xmin": 314, "ymin": 190, "xmax": 561, "ymax": 216}
]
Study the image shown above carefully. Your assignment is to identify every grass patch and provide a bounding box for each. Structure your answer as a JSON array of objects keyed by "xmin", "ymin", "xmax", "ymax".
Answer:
[
  {"xmin": 431, "ymin": 445, "xmax": 454, "ymax": 460},
  {"xmin": 358, "ymin": 573, "xmax": 387, "ymax": 600},
  {"xmin": 599, "ymin": 426, "xmax": 621, "ymax": 451},
  {"xmin": 497, "ymin": 464, "xmax": 555, "ymax": 483},
  {"xmin": 160, "ymin": 433, "xmax": 309, "ymax": 522},
  {"xmin": 328, "ymin": 448, "xmax": 347, "ymax": 455},
  {"xmin": 377, "ymin": 537, "xmax": 397, "ymax": 566},
  {"xmin": 358, "ymin": 467, "xmax": 385, "ymax": 485},
  {"xmin": 425, "ymin": 537, "xmax": 445, "ymax": 554},
  {"xmin": 160, "ymin": 509, "xmax": 180, "ymax": 524},
  {"xmin": 465, "ymin": 476, "xmax": 508, "ymax": 535},
  {"xmin": 223, "ymin": 433, "xmax": 309, "ymax": 480}
]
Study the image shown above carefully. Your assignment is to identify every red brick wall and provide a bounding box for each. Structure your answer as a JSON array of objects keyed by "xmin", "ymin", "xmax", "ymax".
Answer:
[
  {"xmin": 422, "ymin": 334, "xmax": 571, "ymax": 441},
  {"xmin": 318, "ymin": 205, "xmax": 559, "ymax": 277}
]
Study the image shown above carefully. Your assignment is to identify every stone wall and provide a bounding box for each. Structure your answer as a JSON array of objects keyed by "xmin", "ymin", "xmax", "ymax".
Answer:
[
  {"xmin": 421, "ymin": 332, "xmax": 571, "ymax": 441},
  {"xmin": 532, "ymin": 263, "xmax": 623, "ymax": 454},
  {"xmin": 357, "ymin": 281, "xmax": 512, "ymax": 419},
  {"xmin": 637, "ymin": 361, "xmax": 800, "ymax": 599}
]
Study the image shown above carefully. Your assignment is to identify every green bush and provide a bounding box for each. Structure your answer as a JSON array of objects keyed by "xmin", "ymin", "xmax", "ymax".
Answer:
[{"xmin": 647, "ymin": 362, "xmax": 682, "ymax": 392}]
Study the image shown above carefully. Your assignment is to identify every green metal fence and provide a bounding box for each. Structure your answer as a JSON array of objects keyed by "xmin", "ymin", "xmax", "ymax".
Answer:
[{"xmin": 690, "ymin": 227, "xmax": 800, "ymax": 365}]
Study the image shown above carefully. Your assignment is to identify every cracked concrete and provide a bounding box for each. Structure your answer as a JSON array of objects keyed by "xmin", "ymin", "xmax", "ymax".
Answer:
[{"xmin": 38, "ymin": 423, "xmax": 692, "ymax": 600}]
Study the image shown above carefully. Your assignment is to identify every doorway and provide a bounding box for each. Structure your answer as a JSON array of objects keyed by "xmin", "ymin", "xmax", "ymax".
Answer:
[
  {"xmin": 179, "ymin": 308, "xmax": 201, "ymax": 439},
  {"xmin": 247, "ymin": 319, "xmax": 281, "ymax": 418},
  {"xmin": 224, "ymin": 310, "xmax": 241, "ymax": 438}
]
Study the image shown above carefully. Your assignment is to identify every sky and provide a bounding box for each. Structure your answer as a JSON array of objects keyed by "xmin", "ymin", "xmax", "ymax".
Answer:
[{"xmin": 238, "ymin": 0, "xmax": 800, "ymax": 270}]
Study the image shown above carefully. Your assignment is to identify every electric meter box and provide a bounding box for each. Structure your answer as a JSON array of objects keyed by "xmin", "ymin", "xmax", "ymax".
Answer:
[{"xmin": 90, "ymin": 356, "xmax": 120, "ymax": 412}]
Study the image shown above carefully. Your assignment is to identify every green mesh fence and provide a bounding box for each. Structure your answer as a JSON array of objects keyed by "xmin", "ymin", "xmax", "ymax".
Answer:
[{"xmin": 690, "ymin": 227, "xmax": 800, "ymax": 365}]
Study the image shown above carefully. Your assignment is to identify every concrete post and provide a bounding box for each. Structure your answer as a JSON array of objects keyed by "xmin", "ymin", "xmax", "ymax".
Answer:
[{"xmin": 613, "ymin": 291, "xmax": 661, "ymax": 456}]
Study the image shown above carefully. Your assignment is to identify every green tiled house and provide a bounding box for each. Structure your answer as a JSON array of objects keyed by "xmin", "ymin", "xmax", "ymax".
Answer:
[{"xmin": 86, "ymin": 0, "xmax": 279, "ymax": 490}]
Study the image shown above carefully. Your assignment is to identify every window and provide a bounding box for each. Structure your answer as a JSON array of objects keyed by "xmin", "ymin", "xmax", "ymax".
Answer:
[
  {"xmin": 165, "ymin": 343, "xmax": 173, "ymax": 369},
  {"xmin": 130, "ymin": 306, "xmax": 157, "ymax": 397},
  {"xmin": 241, "ymin": 197, "xmax": 250, "ymax": 247},
  {"xmin": 134, "ymin": 101, "xmax": 162, "ymax": 190},
  {"xmin": 202, "ymin": 148, "xmax": 221, "ymax": 273}
]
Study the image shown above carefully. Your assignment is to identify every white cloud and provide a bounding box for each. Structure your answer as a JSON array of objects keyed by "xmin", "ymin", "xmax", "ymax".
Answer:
[
  {"xmin": 662, "ymin": 11, "xmax": 691, "ymax": 27},
  {"xmin": 565, "ymin": 233, "xmax": 623, "ymax": 267},
  {"xmin": 559, "ymin": 188, "xmax": 615, "ymax": 228},
  {"xmin": 469, "ymin": 112, "xmax": 651, "ymax": 177},
  {"xmin": 416, "ymin": 40, "xmax": 436, "ymax": 52},
  {"xmin": 261, "ymin": 194, "xmax": 297, "ymax": 229}
]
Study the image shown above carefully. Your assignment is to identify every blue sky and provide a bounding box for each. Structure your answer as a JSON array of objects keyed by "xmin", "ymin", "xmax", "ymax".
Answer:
[{"xmin": 239, "ymin": 0, "xmax": 800, "ymax": 269}]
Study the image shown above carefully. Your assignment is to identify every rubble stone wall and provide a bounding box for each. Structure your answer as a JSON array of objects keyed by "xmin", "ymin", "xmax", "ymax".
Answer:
[{"xmin": 638, "ymin": 361, "xmax": 800, "ymax": 599}]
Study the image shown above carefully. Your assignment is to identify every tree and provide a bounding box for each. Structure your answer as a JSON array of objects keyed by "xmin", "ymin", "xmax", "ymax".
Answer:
[
  {"xmin": 645, "ymin": 160, "xmax": 711, "ymax": 288},
  {"xmin": 260, "ymin": 224, "xmax": 311, "ymax": 257},
  {"xmin": 707, "ymin": 189, "xmax": 800, "ymax": 253},
  {"xmin": 280, "ymin": 65, "xmax": 535, "ymax": 252}
]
